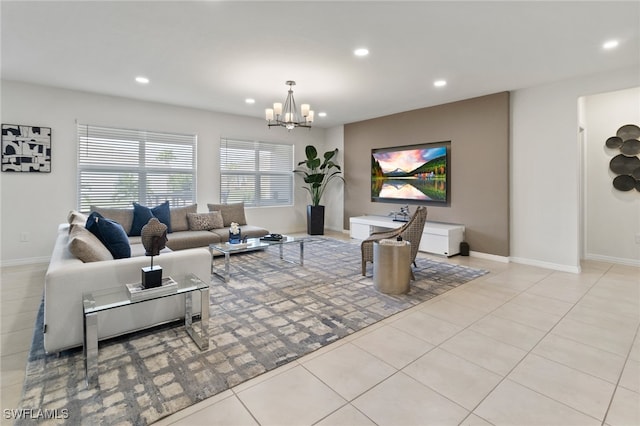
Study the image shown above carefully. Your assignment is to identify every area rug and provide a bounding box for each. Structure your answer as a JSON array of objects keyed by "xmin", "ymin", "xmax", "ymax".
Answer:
[{"xmin": 18, "ymin": 237, "xmax": 487, "ymax": 425}]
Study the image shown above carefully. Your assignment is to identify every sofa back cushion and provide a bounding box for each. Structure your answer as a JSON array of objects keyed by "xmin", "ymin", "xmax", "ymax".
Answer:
[
  {"xmin": 170, "ymin": 204, "xmax": 197, "ymax": 232},
  {"xmin": 68, "ymin": 224, "xmax": 114, "ymax": 262},
  {"xmin": 207, "ymin": 202, "xmax": 247, "ymax": 227},
  {"xmin": 91, "ymin": 206, "xmax": 134, "ymax": 235}
]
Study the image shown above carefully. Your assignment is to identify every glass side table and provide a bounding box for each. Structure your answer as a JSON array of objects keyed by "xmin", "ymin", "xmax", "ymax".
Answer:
[{"xmin": 82, "ymin": 273, "xmax": 209, "ymax": 387}]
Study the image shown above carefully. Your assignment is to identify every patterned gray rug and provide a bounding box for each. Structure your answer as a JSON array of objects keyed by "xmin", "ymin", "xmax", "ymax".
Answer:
[{"xmin": 18, "ymin": 238, "xmax": 487, "ymax": 425}]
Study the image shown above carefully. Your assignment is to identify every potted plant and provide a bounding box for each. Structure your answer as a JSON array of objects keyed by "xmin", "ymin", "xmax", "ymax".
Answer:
[{"xmin": 294, "ymin": 145, "xmax": 344, "ymax": 235}]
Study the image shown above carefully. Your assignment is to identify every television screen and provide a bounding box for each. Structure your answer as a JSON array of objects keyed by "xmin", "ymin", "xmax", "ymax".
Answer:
[{"xmin": 371, "ymin": 141, "xmax": 450, "ymax": 205}]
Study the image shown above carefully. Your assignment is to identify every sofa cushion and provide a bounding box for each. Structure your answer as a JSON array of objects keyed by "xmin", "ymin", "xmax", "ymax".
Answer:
[
  {"xmin": 165, "ymin": 230, "xmax": 221, "ymax": 251},
  {"xmin": 86, "ymin": 212, "xmax": 131, "ymax": 259},
  {"xmin": 187, "ymin": 212, "xmax": 223, "ymax": 231},
  {"xmin": 68, "ymin": 224, "xmax": 114, "ymax": 262},
  {"xmin": 67, "ymin": 210, "xmax": 88, "ymax": 227},
  {"xmin": 130, "ymin": 243, "xmax": 172, "ymax": 257},
  {"xmin": 130, "ymin": 201, "xmax": 172, "ymax": 236},
  {"xmin": 170, "ymin": 204, "xmax": 197, "ymax": 232},
  {"xmin": 207, "ymin": 202, "xmax": 247, "ymax": 226},
  {"xmin": 91, "ymin": 206, "xmax": 134, "ymax": 235}
]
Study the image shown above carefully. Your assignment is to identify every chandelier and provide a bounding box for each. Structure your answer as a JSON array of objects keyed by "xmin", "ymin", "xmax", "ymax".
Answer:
[{"xmin": 265, "ymin": 81, "xmax": 313, "ymax": 130}]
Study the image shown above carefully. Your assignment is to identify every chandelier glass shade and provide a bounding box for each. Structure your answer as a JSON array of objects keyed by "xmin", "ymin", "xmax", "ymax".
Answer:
[{"xmin": 265, "ymin": 81, "xmax": 313, "ymax": 130}]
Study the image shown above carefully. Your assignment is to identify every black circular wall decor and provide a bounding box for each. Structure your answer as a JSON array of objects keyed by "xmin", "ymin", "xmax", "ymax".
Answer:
[
  {"xmin": 605, "ymin": 124, "xmax": 640, "ymax": 192},
  {"xmin": 606, "ymin": 136, "xmax": 623, "ymax": 149},
  {"xmin": 616, "ymin": 124, "xmax": 640, "ymax": 140},
  {"xmin": 621, "ymin": 139, "xmax": 640, "ymax": 156},
  {"xmin": 613, "ymin": 175, "xmax": 636, "ymax": 191}
]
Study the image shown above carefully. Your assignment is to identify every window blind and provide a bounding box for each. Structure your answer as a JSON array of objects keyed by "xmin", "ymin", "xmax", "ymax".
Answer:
[
  {"xmin": 77, "ymin": 124, "xmax": 197, "ymax": 211},
  {"xmin": 220, "ymin": 138, "xmax": 293, "ymax": 207}
]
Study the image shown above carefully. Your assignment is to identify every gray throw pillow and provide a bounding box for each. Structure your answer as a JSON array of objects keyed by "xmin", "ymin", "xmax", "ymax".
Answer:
[{"xmin": 68, "ymin": 224, "xmax": 114, "ymax": 262}]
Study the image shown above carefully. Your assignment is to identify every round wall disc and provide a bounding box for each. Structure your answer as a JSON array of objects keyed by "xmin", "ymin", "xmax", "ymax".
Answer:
[
  {"xmin": 617, "ymin": 124, "xmax": 640, "ymax": 140},
  {"xmin": 605, "ymin": 136, "xmax": 623, "ymax": 149},
  {"xmin": 620, "ymin": 139, "xmax": 640, "ymax": 156},
  {"xmin": 612, "ymin": 175, "xmax": 635, "ymax": 191},
  {"xmin": 610, "ymin": 154, "xmax": 640, "ymax": 174}
]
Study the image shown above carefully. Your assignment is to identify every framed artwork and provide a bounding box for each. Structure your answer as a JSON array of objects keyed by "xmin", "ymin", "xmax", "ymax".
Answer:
[{"xmin": 1, "ymin": 124, "xmax": 51, "ymax": 172}]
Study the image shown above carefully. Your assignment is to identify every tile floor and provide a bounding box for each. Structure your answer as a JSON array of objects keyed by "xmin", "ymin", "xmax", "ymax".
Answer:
[{"xmin": 1, "ymin": 240, "xmax": 639, "ymax": 425}]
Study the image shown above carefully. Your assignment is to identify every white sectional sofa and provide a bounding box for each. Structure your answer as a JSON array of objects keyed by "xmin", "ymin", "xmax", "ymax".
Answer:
[
  {"xmin": 43, "ymin": 224, "xmax": 210, "ymax": 354},
  {"xmin": 43, "ymin": 202, "xmax": 269, "ymax": 354}
]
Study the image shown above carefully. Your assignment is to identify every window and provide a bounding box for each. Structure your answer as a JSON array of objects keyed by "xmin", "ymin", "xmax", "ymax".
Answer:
[
  {"xmin": 220, "ymin": 138, "xmax": 293, "ymax": 207},
  {"xmin": 77, "ymin": 124, "xmax": 196, "ymax": 211}
]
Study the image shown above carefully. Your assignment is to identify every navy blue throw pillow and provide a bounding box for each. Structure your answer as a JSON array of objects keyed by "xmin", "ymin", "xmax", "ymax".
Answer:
[
  {"xmin": 86, "ymin": 211, "xmax": 131, "ymax": 259},
  {"xmin": 130, "ymin": 201, "xmax": 172, "ymax": 236}
]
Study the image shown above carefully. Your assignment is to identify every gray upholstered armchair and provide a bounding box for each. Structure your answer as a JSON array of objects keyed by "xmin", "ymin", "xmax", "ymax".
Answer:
[{"xmin": 360, "ymin": 206, "xmax": 428, "ymax": 279}]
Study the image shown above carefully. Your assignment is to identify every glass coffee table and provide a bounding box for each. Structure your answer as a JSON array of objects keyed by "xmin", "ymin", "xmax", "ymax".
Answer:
[
  {"xmin": 209, "ymin": 236, "xmax": 306, "ymax": 282},
  {"xmin": 82, "ymin": 273, "xmax": 209, "ymax": 387}
]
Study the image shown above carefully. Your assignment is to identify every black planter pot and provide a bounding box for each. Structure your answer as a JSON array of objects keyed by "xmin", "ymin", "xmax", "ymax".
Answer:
[{"xmin": 307, "ymin": 205, "xmax": 325, "ymax": 235}]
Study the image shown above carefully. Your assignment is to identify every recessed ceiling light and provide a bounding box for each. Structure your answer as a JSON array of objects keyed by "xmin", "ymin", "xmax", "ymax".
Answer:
[
  {"xmin": 318, "ymin": 112, "xmax": 327, "ymax": 118},
  {"xmin": 354, "ymin": 48, "xmax": 369, "ymax": 57},
  {"xmin": 434, "ymin": 80, "xmax": 447, "ymax": 87},
  {"xmin": 603, "ymin": 40, "xmax": 619, "ymax": 50},
  {"xmin": 135, "ymin": 76, "xmax": 149, "ymax": 84},
  {"xmin": 245, "ymin": 98, "xmax": 256, "ymax": 104}
]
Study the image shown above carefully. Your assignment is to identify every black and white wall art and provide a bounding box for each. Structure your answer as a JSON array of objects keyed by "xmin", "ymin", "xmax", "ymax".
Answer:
[{"xmin": 1, "ymin": 124, "xmax": 51, "ymax": 172}]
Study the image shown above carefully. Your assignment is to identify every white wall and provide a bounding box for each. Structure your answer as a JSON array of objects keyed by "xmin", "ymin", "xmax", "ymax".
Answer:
[
  {"xmin": 321, "ymin": 125, "xmax": 345, "ymax": 233},
  {"xmin": 510, "ymin": 66, "xmax": 640, "ymax": 272},
  {"xmin": 583, "ymin": 87, "xmax": 640, "ymax": 265},
  {"xmin": 0, "ymin": 80, "xmax": 325, "ymax": 265}
]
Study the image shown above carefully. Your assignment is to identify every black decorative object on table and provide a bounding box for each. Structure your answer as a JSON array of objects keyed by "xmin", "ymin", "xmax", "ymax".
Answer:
[
  {"xmin": 141, "ymin": 218, "xmax": 168, "ymax": 288},
  {"xmin": 389, "ymin": 205, "xmax": 411, "ymax": 222}
]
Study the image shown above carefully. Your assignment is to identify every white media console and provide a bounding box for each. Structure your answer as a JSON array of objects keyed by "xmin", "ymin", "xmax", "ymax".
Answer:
[{"xmin": 349, "ymin": 215, "xmax": 465, "ymax": 257}]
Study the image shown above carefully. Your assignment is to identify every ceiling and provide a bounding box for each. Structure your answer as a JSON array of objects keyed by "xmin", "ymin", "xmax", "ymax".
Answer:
[{"xmin": 2, "ymin": 1, "xmax": 639, "ymax": 128}]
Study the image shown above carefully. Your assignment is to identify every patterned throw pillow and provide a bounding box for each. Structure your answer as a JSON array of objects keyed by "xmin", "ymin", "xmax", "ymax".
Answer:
[{"xmin": 187, "ymin": 212, "xmax": 224, "ymax": 231}]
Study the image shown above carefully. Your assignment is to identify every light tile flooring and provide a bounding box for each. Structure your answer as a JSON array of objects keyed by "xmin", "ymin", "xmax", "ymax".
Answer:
[{"xmin": 1, "ymin": 240, "xmax": 639, "ymax": 425}]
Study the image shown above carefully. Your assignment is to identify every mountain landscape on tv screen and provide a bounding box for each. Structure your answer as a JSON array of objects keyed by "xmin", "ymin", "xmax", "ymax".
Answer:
[{"xmin": 371, "ymin": 145, "xmax": 448, "ymax": 203}]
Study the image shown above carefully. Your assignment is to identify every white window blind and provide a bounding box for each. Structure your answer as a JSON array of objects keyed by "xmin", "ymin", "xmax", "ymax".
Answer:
[
  {"xmin": 77, "ymin": 124, "xmax": 196, "ymax": 211},
  {"xmin": 220, "ymin": 138, "xmax": 293, "ymax": 207}
]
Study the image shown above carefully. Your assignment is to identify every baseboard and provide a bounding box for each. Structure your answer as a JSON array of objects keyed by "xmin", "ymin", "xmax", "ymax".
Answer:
[
  {"xmin": 584, "ymin": 253, "xmax": 640, "ymax": 268},
  {"xmin": 0, "ymin": 256, "xmax": 50, "ymax": 268},
  {"xmin": 509, "ymin": 256, "xmax": 581, "ymax": 274},
  {"xmin": 469, "ymin": 251, "xmax": 509, "ymax": 263}
]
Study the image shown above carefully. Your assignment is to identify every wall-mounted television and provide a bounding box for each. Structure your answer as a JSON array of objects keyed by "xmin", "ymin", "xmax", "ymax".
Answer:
[{"xmin": 371, "ymin": 141, "xmax": 450, "ymax": 206}]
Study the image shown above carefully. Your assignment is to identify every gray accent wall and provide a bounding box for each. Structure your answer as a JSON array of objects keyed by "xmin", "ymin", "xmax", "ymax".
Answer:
[{"xmin": 344, "ymin": 92, "xmax": 510, "ymax": 257}]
